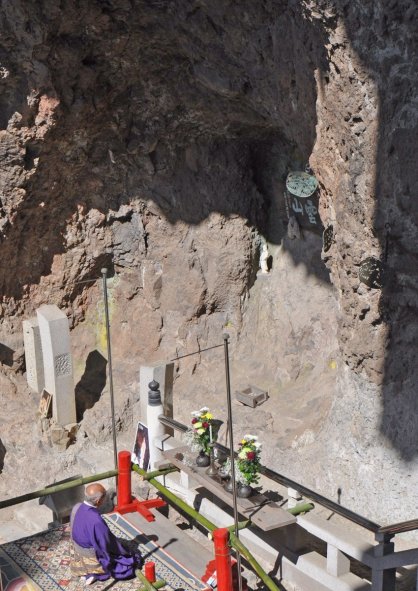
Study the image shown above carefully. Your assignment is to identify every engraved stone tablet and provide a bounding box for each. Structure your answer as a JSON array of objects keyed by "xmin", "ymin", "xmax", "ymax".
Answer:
[
  {"xmin": 23, "ymin": 318, "xmax": 45, "ymax": 393},
  {"xmin": 37, "ymin": 305, "xmax": 76, "ymax": 426},
  {"xmin": 359, "ymin": 257, "xmax": 384, "ymax": 289},
  {"xmin": 284, "ymin": 174, "xmax": 323, "ymax": 235}
]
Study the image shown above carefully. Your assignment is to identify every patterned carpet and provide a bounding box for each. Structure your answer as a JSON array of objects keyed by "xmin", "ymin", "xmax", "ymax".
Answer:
[{"xmin": 0, "ymin": 513, "xmax": 209, "ymax": 591}]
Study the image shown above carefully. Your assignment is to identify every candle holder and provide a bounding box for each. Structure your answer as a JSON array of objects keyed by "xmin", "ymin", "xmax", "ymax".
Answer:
[{"xmin": 206, "ymin": 442, "xmax": 218, "ymax": 478}]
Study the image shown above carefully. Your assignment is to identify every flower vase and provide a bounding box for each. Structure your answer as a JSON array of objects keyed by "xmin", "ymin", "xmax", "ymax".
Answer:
[
  {"xmin": 237, "ymin": 483, "xmax": 253, "ymax": 498},
  {"xmin": 196, "ymin": 450, "xmax": 210, "ymax": 467},
  {"xmin": 223, "ymin": 478, "xmax": 234, "ymax": 493}
]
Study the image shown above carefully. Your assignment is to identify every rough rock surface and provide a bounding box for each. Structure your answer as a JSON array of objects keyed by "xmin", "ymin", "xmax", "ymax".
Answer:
[{"xmin": 0, "ymin": 0, "xmax": 417, "ymax": 535}]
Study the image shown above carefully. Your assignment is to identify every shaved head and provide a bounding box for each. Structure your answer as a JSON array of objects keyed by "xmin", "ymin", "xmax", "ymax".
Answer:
[{"xmin": 85, "ymin": 483, "xmax": 107, "ymax": 505}]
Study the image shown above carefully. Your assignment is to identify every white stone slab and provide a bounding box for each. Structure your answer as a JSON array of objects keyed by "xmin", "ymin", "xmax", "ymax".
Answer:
[
  {"xmin": 37, "ymin": 305, "xmax": 76, "ymax": 426},
  {"xmin": 160, "ymin": 471, "xmax": 198, "ymax": 505},
  {"xmin": 23, "ymin": 318, "xmax": 45, "ymax": 393},
  {"xmin": 298, "ymin": 514, "xmax": 376, "ymax": 566},
  {"xmin": 283, "ymin": 551, "xmax": 371, "ymax": 591},
  {"xmin": 155, "ymin": 435, "xmax": 200, "ymax": 490}
]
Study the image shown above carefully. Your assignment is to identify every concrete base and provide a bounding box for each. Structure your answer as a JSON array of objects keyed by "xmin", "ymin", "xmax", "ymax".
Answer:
[
  {"xmin": 197, "ymin": 495, "xmax": 306, "ymax": 572},
  {"xmin": 161, "ymin": 471, "xmax": 199, "ymax": 506},
  {"xmin": 282, "ymin": 552, "xmax": 371, "ymax": 591}
]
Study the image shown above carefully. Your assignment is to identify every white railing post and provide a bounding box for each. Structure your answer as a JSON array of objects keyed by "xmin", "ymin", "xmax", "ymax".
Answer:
[
  {"xmin": 288, "ymin": 487, "xmax": 302, "ymax": 509},
  {"xmin": 326, "ymin": 543, "xmax": 350, "ymax": 576},
  {"xmin": 372, "ymin": 533, "xmax": 396, "ymax": 591}
]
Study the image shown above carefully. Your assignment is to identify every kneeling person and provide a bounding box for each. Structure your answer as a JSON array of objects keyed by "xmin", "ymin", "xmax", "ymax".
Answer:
[{"xmin": 70, "ymin": 483, "xmax": 143, "ymax": 584}]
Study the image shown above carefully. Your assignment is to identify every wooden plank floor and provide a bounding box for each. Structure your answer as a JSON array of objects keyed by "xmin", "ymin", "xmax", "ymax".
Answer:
[{"xmin": 123, "ymin": 507, "xmax": 213, "ymax": 580}]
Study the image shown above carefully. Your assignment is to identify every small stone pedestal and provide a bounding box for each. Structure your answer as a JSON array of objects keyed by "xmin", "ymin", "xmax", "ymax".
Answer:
[{"xmin": 235, "ymin": 385, "xmax": 268, "ymax": 408}]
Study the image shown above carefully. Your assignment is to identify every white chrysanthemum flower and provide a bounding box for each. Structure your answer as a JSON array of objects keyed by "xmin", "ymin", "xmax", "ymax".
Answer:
[
  {"xmin": 183, "ymin": 428, "xmax": 201, "ymax": 452},
  {"xmin": 236, "ymin": 466, "xmax": 247, "ymax": 485},
  {"xmin": 254, "ymin": 441, "xmax": 262, "ymax": 449},
  {"xmin": 244, "ymin": 434, "xmax": 257, "ymax": 441},
  {"xmin": 200, "ymin": 406, "xmax": 209, "ymax": 413}
]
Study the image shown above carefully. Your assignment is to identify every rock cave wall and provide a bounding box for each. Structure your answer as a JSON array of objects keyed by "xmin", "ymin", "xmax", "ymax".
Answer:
[{"xmin": 0, "ymin": 0, "xmax": 417, "ymax": 527}]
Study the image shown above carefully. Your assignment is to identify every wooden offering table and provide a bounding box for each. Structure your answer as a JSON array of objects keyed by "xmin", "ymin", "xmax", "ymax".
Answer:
[{"xmin": 161, "ymin": 446, "xmax": 296, "ymax": 532}]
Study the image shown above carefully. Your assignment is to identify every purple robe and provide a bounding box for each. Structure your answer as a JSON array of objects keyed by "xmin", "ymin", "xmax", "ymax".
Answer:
[{"xmin": 71, "ymin": 503, "xmax": 142, "ymax": 581}]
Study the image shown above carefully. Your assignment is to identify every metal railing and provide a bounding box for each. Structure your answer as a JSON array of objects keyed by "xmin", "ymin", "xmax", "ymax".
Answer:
[
  {"xmin": 0, "ymin": 470, "xmax": 118, "ymax": 510},
  {"xmin": 158, "ymin": 414, "xmax": 418, "ymax": 591},
  {"xmin": 158, "ymin": 414, "xmax": 418, "ymax": 536},
  {"xmin": 1, "ymin": 415, "xmax": 412, "ymax": 537}
]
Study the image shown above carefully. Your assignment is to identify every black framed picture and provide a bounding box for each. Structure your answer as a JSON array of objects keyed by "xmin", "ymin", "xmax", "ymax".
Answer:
[
  {"xmin": 38, "ymin": 390, "xmax": 52, "ymax": 419},
  {"xmin": 131, "ymin": 421, "xmax": 150, "ymax": 471}
]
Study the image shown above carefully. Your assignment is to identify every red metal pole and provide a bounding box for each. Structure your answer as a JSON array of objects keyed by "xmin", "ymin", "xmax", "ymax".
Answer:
[
  {"xmin": 144, "ymin": 562, "xmax": 156, "ymax": 583},
  {"xmin": 114, "ymin": 450, "xmax": 165, "ymax": 519},
  {"xmin": 213, "ymin": 528, "xmax": 233, "ymax": 591},
  {"xmin": 117, "ymin": 450, "xmax": 132, "ymax": 506}
]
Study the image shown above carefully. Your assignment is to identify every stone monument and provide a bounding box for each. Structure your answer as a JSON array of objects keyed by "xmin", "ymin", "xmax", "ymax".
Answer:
[
  {"xmin": 22, "ymin": 317, "xmax": 45, "ymax": 393},
  {"xmin": 36, "ymin": 305, "xmax": 76, "ymax": 426},
  {"xmin": 139, "ymin": 362, "xmax": 174, "ymax": 426}
]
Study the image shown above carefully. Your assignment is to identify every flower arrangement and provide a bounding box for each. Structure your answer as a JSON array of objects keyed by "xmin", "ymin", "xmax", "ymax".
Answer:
[
  {"xmin": 219, "ymin": 457, "xmax": 246, "ymax": 484},
  {"xmin": 185, "ymin": 407, "xmax": 216, "ymax": 455},
  {"xmin": 237, "ymin": 434, "xmax": 262, "ymax": 486}
]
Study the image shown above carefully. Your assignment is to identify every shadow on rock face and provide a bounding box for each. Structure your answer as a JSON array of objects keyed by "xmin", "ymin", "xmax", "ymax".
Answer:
[
  {"xmin": 0, "ymin": 438, "xmax": 5, "ymax": 472},
  {"xmin": 75, "ymin": 350, "xmax": 107, "ymax": 422},
  {"xmin": 0, "ymin": 343, "xmax": 14, "ymax": 367},
  {"xmin": 331, "ymin": 0, "xmax": 418, "ymax": 459},
  {"xmin": 0, "ymin": 0, "xmax": 332, "ymax": 302}
]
